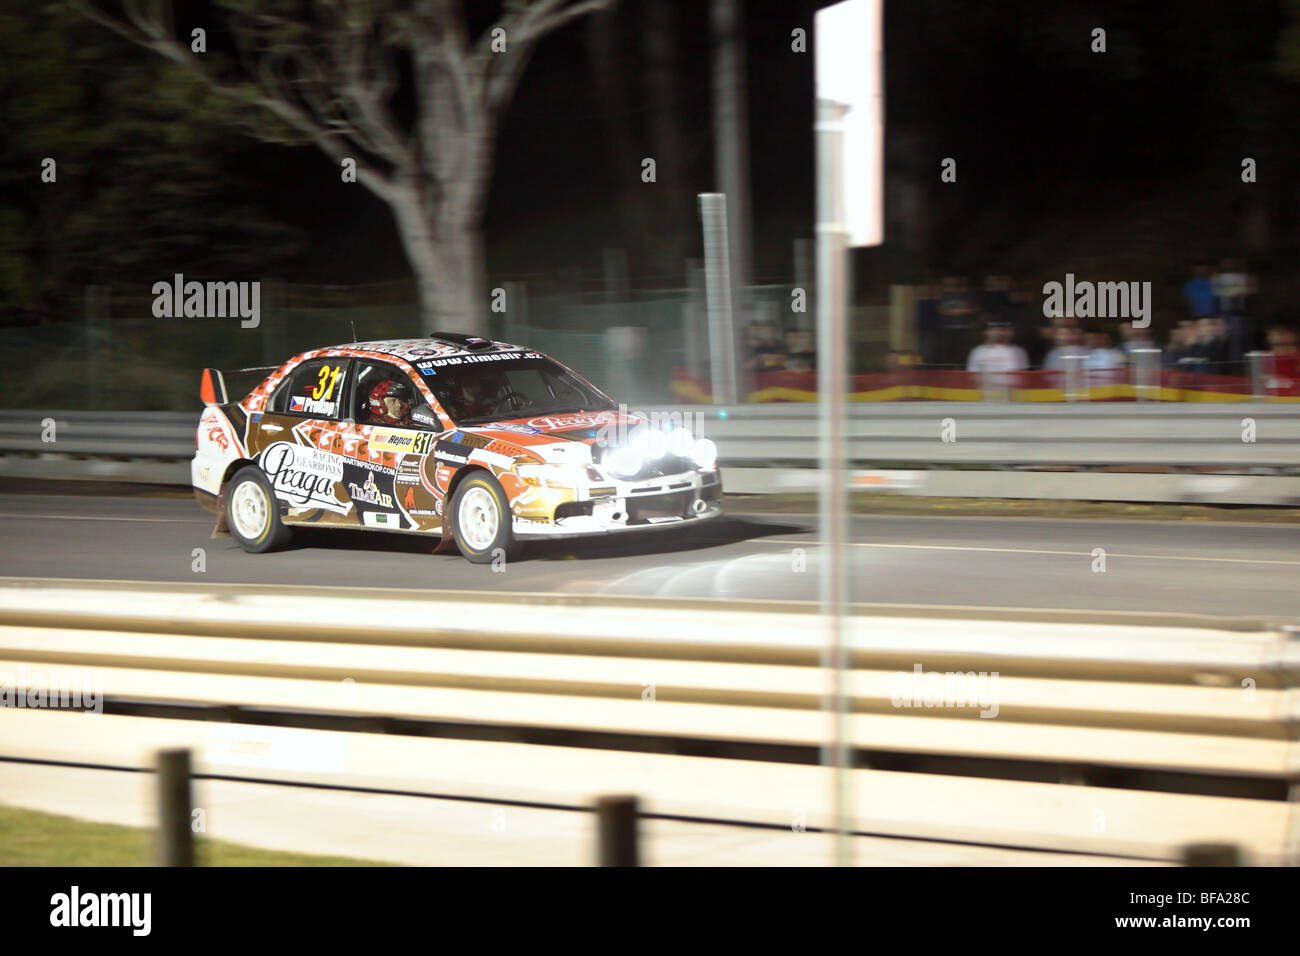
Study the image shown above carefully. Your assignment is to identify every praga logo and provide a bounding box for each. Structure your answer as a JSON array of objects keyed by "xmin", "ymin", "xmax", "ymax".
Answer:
[
  {"xmin": 527, "ymin": 411, "xmax": 619, "ymax": 430},
  {"xmin": 347, "ymin": 471, "xmax": 393, "ymax": 508},
  {"xmin": 260, "ymin": 442, "xmax": 350, "ymax": 514}
]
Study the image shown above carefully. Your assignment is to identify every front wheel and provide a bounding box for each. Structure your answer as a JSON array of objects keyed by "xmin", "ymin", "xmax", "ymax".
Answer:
[
  {"xmin": 225, "ymin": 465, "xmax": 292, "ymax": 553},
  {"xmin": 450, "ymin": 472, "xmax": 518, "ymax": 565}
]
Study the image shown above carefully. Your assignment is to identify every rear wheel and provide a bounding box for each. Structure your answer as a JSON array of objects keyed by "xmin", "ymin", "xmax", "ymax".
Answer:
[
  {"xmin": 450, "ymin": 472, "xmax": 518, "ymax": 565},
  {"xmin": 225, "ymin": 466, "xmax": 292, "ymax": 553}
]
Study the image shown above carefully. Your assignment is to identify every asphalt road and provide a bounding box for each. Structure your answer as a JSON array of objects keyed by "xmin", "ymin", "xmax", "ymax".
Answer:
[{"xmin": 0, "ymin": 493, "xmax": 1296, "ymax": 616}]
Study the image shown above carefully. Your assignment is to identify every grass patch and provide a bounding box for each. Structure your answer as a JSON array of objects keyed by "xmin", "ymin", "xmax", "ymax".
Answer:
[{"xmin": 0, "ymin": 804, "xmax": 394, "ymax": 866}]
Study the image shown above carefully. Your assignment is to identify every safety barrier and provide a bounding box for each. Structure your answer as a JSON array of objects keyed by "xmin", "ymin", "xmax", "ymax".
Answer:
[
  {"xmin": 1, "ymin": 404, "xmax": 1298, "ymax": 503},
  {"xmin": 0, "ymin": 579, "xmax": 1296, "ymax": 863}
]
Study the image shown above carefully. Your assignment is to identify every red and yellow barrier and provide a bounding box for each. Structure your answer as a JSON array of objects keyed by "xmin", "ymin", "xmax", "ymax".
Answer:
[{"xmin": 671, "ymin": 368, "xmax": 1300, "ymax": 403}]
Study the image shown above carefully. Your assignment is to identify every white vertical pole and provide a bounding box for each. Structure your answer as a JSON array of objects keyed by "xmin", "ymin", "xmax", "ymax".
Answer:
[
  {"xmin": 816, "ymin": 98, "xmax": 852, "ymax": 867},
  {"xmin": 710, "ymin": 0, "xmax": 753, "ymax": 361},
  {"xmin": 699, "ymin": 193, "xmax": 739, "ymax": 405},
  {"xmin": 815, "ymin": 0, "xmax": 884, "ymax": 868}
]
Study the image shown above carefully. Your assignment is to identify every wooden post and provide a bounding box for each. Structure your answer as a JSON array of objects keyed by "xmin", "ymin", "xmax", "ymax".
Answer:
[
  {"xmin": 1182, "ymin": 843, "xmax": 1242, "ymax": 866},
  {"xmin": 156, "ymin": 748, "xmax": 194, "ymax": 866},
  {"xmin": 596, "ymin": 794, "xmax": 639, "ymax": 867}
]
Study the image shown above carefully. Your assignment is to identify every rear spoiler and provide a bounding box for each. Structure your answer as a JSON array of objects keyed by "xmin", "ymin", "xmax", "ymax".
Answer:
[
  {"xmin": 200, "ymin": 368, "xmax": 228, "ymax": 406},
  {"xmin": 201, "ymin": 366, "xmax": 276, "ymax": 406}
]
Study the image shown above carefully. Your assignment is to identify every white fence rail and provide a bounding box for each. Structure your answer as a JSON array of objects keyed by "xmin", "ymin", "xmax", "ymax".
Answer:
[
  {"xmin": 1, "ymin": 579, "xmax": 1296, "ymax": 863},
  {"xmin": 1, "ymin": 405, "xmax": 1298, "ymax": 503}
]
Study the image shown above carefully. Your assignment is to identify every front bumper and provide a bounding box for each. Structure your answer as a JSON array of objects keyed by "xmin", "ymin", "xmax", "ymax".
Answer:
[{"xmin": 511, "ymin": 468, "xmax": 723, "ymax": 538}]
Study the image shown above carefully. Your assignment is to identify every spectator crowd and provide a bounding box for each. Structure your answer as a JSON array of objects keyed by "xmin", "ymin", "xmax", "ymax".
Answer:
[
  {"xmin": 912, "ymin": 261, "xmax": 1297, "ymax": 379},
  {"xmin": 734, "ymin": 258, "xmax": 1297, "ymax": 394}
]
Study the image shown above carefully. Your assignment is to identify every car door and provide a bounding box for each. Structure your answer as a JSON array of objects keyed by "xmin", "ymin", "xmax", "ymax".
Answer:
[
  {"xmin": 255, "ymin": 356, "xmax": 356, "ymax": 525},
  {"xmin": 339, "ymin": 359, "xmax": 448, "ymax": 532}
]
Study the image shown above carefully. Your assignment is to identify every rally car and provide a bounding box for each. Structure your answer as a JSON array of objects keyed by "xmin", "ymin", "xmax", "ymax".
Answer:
[{"xmin": 192, "ymin": 334, "xmax": 722, "ymax": 563}]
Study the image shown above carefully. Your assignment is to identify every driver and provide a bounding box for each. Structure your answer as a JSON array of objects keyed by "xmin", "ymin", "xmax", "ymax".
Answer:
[
  {"xmin": 451, "ymin": 374, "xmax": 500, "ymax": 419},
  {"xmin": 368, "ymin": 379, "xmax": 414, "ymax": 425}
]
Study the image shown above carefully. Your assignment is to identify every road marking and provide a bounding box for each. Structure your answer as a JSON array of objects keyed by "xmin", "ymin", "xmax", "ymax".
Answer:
[
  {"xmin": 733, "ymin": 511, "xmax": 1300, "ymax": 531},
  {"xmin": 765, "ymin": 539, "xmax": 1300, "ymax": 567},
  {"xmin": 0, "ymin": 512, "xmax": 201, "ymax": 524}
]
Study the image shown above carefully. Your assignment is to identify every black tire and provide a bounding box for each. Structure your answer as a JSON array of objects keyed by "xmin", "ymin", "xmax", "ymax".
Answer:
[
  {"xmin": 225, "ymin": 465, "xmax": 292, "ymax": 553},
  {"xmin": 449, "ymin": 471, "xmax": 518, "ymax": 565}
]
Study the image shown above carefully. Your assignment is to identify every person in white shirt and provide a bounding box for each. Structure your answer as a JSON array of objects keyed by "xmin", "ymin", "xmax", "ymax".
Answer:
[
  {"xmin": 1042, "ymin": 325, "xmax": 1088, "ymax": 370},
  {"xmin": 1119, "ymin": 322, "xmax": 1157, "ymax": 355},
  {"xmin": 1084, "ymin": 330, "xmax": 1127, "ymax": 369},
  {"xmin": 966, "ymin": 322, "xmax": 1028, "ymax": 373}
]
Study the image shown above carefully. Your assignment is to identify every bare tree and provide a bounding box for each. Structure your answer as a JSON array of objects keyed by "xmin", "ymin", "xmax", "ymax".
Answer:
[{"xmin": 71, "ymin": 0, "xmax": 614, "ymax": 335}]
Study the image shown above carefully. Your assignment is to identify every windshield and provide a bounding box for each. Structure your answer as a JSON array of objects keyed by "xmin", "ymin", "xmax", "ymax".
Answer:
[{"xmin": 414, "ymin": 354, "xmax": 617, "ymax": 425}]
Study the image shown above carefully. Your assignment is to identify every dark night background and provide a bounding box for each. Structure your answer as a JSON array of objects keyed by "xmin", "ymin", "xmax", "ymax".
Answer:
[{"xmin": 3, "ymin": 0, "xmax": 1298, "ymax": 325}]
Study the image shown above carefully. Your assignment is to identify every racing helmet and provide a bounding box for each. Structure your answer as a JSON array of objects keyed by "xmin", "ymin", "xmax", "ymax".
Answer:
[{"xmin": 369, "ymin": 379, "xmax": 413, "ymax": 421}]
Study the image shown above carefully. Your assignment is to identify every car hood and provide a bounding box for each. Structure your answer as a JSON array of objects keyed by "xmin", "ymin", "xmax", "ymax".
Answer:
[{"xmin": 455, "ymin": 409, "xmax": 643, "ymax": 465}]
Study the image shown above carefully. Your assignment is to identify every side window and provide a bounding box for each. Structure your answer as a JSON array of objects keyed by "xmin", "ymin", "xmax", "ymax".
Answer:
[
  {"xmin": 353, "ymin": 361, "xmax": 440, "ymax": 430},
  {"xmin": 270, "ymin": 359, "xmax": 349, "ymax": 419}
]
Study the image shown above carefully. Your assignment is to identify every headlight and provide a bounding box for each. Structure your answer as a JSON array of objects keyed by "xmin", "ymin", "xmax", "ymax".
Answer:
[
  {"xmin": 605, "ymin": 445, "xmax": 643, "ymax": 479},
  {"xmin": 633, "ymin": 426, "xmax": 668, "ymax": 460},
  {"xmin": 691, "ymin": 438, "xmax": 717, "ymax": 470},
  {"xmin": 667, "ymin": 427, "xmax": 694, "ymax": 458}
]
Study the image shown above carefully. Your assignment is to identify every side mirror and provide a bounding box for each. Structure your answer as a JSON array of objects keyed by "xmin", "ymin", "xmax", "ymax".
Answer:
[{"xmin": 410, "ymin": 403, "xmax": 441, "ymax": 429}]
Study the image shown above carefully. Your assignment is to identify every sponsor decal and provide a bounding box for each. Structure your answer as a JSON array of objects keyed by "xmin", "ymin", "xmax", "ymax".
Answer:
[
  {"xmin": 486, "ymin": 439, "xmax": 526, "ymax": 456},
  {"xmin": 347, "ymin": 471, "xmax": 393, "ymax": 508},
  {"xmin": 368, "ymin": 429, "xmax": 434, "ymax": 455},
  {"xmin": 417, "ymin": 351, "xmax": 523, "ymax": 369},
  {"xmin": 356, "ymin": 459, "xmax": 397, "ymax": 476},
  {"xmin": 403, "ymin": 486, "xmax": 416, "ymax": 510},
  {"xmin": 480, "ymin": 422, "xmax": 542, "ymax": 436},
  {"xmin": 203, "ymin": 417, "xmax": 230, "ymax": 451},
  {"xmin": 408, "ymin": 509, "xmax": 441, "ymax": 516},
  {"xmin": 362, "ymin": 512, "xmax": 400, "ymax": 529},
  {"xmin": 290, "ymin": 395, "xmax": 339, "ymax": 416},
  {"xmin": 395, "ymin": 457, "xmax": 424, "ymax": 484},
  {"xmin": 434, "ymin": 439, "xmax": 472, "ymax": 465},
  {"xmin": 527, "ymin": 411, "xmax": 621, "ymax": 430},
  {"xmin": 261, "ymin": 442, "xmax": 351, "ymax": 514},
  {"xmin": 470, "ymin": 447, "xmax": 519, "ymax": 470},
  {"xmin": 434, "ymin": 465, "xmax": 453, "ymax": 491}
]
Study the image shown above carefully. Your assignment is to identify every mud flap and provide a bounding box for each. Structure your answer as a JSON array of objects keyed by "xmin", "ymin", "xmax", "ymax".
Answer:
[{"xmin": 212, "ymin": 488, "xmax": 230, "ymax": 538}]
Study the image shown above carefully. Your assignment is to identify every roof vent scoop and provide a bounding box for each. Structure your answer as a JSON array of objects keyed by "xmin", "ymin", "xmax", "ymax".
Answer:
[{"xmin": 429, "ymin": 331, "xmax": 495, "ymax": 351}]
